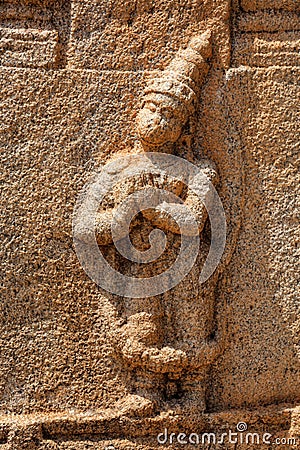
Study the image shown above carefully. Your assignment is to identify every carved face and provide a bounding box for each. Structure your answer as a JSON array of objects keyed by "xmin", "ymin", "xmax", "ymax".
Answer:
[{"xmin": 136, "ymin": 93, "xmax": 188, "ymax": 148}]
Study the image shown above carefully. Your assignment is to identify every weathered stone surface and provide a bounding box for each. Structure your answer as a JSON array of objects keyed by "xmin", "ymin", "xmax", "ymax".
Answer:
[
  {"xmin": 210, "ymin": 67, "xmax": 300, "ymax": 411},
  {"xmin": 0, "ymin": 69, "xmax": 146, "ymax": 415},
  {"xmin": 0, "ymin": 0, "xmax": 300, "ymax": 448},
  {"xmin": 240, "ymin": 0, "xmax": 299, "ymax": 11},
  {"xmin": 0, "ymin": 0, "xmax": 71, "ymax": 68},
  {"xmin": 67, "ymin": 0, "xmax": 230, "ymax": 70},
  {"xmin": 233, "ymin": 32, "xmax": 300, "ymax": 68}
]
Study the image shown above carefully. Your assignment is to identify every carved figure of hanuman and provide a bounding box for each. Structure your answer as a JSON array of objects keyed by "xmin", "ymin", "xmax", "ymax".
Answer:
[{"xmin": 95, "ymin": 31, "xmax": 223, "ymax": 417}]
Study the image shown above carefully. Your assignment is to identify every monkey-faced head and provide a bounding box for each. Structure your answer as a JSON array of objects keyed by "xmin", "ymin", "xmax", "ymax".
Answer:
[{"xmin": 136, "ymin": 92, "xmax": 188, "ymax": 149}]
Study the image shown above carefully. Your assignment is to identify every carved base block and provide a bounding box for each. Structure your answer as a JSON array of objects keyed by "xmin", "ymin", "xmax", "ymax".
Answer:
[
  {"xmin": 0, "ymin": 403, "xmax": 300, "ymax": 449},
  {"xmin": 0, "ymin": 28, "xmax": 59, "ymax": 68}
]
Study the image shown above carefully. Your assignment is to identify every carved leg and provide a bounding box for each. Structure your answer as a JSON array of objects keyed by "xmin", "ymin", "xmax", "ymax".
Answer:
[
  {"xmin": 118, "ymin": 312, "xmax": 188, "ymax": 374},
  {"xmin": 114, "ymin": 369, "xmax": 167, "ymax": 417}
]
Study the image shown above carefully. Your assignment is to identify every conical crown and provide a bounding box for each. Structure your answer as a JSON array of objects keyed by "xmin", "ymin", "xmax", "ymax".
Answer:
[{"xmin": 144, "ymin": 31, "xmax": 212, "ymax": 114}]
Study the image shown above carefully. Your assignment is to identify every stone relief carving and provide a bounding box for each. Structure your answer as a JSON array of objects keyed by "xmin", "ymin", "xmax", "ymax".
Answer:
[
  {"xmin": 0, "ymin": 0, "xmax": 299, "ymax": 447},
  {"xmin": 240, "ymin": 0, "xmax": 299, "ymax": 12},
  {"xmin": 136, "ymin": 32, "xmax": 212, "ymax": 152},
  {"xmin": 233, "ymin": 0, "xmax": 300, "ymax": 67},
  {"xmin": 0, "ymin": 0, "xmax": 70, "ymax": 68},
  {"xmin": 94, "ymin": 31, "xmax": 226, "ymax": 418}
]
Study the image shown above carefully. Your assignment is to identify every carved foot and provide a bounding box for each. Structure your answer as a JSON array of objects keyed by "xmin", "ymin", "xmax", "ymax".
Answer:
[{"xmin": 113, "ymin": 394, "xmax": 156, "ymax": 418}]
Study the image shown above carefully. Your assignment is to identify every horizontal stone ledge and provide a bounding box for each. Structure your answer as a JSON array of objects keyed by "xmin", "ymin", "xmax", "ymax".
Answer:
[
  {"xmin": 237, "ymin": 11, "xmax": 300, "ymax": 32},
  {"xmin": 240, "ymin": 0, "xmax": 300, "ymax": 12},
  {"xmin": 0, "ymin": 402, "xmax": 299, "ymax": 441},
  {"xmin": 0, "ymin": 67, "xmax": 300, "ymax": 77}
]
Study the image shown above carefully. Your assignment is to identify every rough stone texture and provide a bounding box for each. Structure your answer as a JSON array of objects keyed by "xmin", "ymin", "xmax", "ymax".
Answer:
[
  {"xmin": 0, "ymin": 0, "xmax": 71, "ymax": 68},
  {"xmin": 240, "ymin": 0, "xmax": 300, "ymax": 11},
  {"xmin": 67, "ymin": 0, "xmax": 230, "ymax": 70},
  {"xmin": 0, "ymin": 0, "xmax": 300, "ymax": 448},
  {"xmin": 232, "ymin": 0, "xmax": 300, "ymax": 67},
  {"xmin": 210, "ymin": 66, "xmax": 300, "ymax": 412}
]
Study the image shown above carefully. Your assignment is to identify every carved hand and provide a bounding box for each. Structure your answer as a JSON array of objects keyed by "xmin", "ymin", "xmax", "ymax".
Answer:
[
  {"xmin": 95, "ymin": 207, "xmax": 140, "ymax": 246},
  {"xmin": 121, "ymin": 340, "xmax": 188, "ymax": 375},
  {"xmin": 142, "ymin": 201, "xmax": 207, "ymax": 236},
  {"xmin": 142, "ymin": 346, "xmax": 188, "ymax": 374}
]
